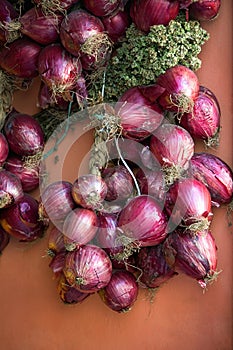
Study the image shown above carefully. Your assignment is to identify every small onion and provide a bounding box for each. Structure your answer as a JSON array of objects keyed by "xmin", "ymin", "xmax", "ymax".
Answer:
[
  {"xmin": 0, "ymin": 37, "xmax": 41, "ymax": 79},
  {"xmin": 157, "ymin": 65, "xmax": 200, "ymax": 114},
  {"xmin": 49, "ymin": 250, "xmax": 67, "ymax": 277},
  {"xmin": 0, "ymin": 193, "xmax": 46, "ymax": 242},
  {"xmin": 101, "ymin": 165, "xmax": 134, "ymax": 203},
  {"xmin": 189, "ymin": 152, "xmax": 233, "ymax": 206},
  {"xmin": 71, "ymin": 174, "xmax": 107, "ymax": 210},
  {"xmin": 136, "ymin": 244, "xmax": 177, "ymax": 288},
  {"xmin": 57, "ymin": 273, "xmax": 91, "ymax": 304},
  {"xmin": 47, "ymin": 226, "xmax": 65, "ymax": 257},
  {"xmin": 0, "ymin": 132, "xmax": 9, "ymax": 166},
  {"xmin": 39, "ymin": 181, "xmax": 76, "ymax": 228},
  {"xmin": 63, "ymin": 208, "xmax": 99, "ymax": 251},
  {"xmin": 4, "ymin": 112, "xmax": 44, "ymax": 157},
  {"xmin": 179, "ymin": 86, "xmax": 221, "ymax": 147},
  {"xmin": 130, "ymin": 0, "xmax": 180, "ymax": 32},
  {"xmin": 0, "ymin": 169, "xmax": 24, "ymax": 209},
  {"xmin": 163, "ymin": 229, "xmax": 219, "ymax": 289},
  {"xmin": 189, "ymin": 0, "xmax": 221, "ymax": 21},
  {"xmin": 4, "ymin": 154, "xmax": 39, "ymax": 192},
  {"xmin": 63, "ymin": 244, "xmax": 112, "ymax": 293},
  {"xmin": 19, "ymin": 7, "xmax": 64, "ymax": 45},
  {"xmin": 0, "ymin": 226, "xmax": 10, "ymax": 254},
  {"xmin": 83, "ymin": 0, "xmax": 122, "ymax": 17},
  {"xmin": 102, "ymin": 7, "xmax": 130, "ymax": 43},
  {"xmin": 99, "ymin": 270, "xmax": 138, "ymax": 312},
  {"xmin": 0, "ymin": 0, "xmax": 19, "ymax": 44},
  {"xmin": 150, "ymin": 123, "xmax": 195, "ymax": 185},
  {"xmin": 165, "ymin": 178, "xmax": 213, "ymax": 233},
  {"xmin": 135, "ymin": 167, "xmax": 166, "ymax": 203}
]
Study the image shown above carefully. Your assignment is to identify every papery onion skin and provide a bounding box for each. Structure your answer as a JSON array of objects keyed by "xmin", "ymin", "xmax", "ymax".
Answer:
[
  {"xmin": 179, "ymin": 86, "xmax": 221, "ymax": 144},
  {"xmin": 57, "ymin": 273, "xmax": 91, "ymax": 304},
  {"xmin": 38, "ymin": 43, "xmax": 82, "ymax": 95},
  {"xmin": 99, "ymin": 270, "xmax": 138, "ymax": 312},
  {"xmin": 83, "ymin": 0, "xmax": 122, "ymax": 17},
  {"xmin": 189, "ymin": 153, "xmax": 233, "ymax": 206},
  {"xmin": 130, "ymin": 0, "xmax": 180, "ymax": 33},
  {"xmin": 4, "ymin": 113, "xmax": 44, "ymax": 156},
  {"xmin": 0, "ymin": 226, "xmax": 10, "ymax": 254},
  {"xmin": 39, "ymin": 181, "xmax": 76, "ymax": 228},
  {"xmin": 0, "ymin": 37, "xmax": 41, "ymax": 78},
  {"xmin": 0, "ymin": 193, "xmax": 46, "ymax": 242},
  {"xmin": 101, "ymin": 165, "xmax": 134, "ymax": 203},
  {"xmin": 0, "ymin": 169, "xmax": 24, "ymax": 209},
  {"xmin": 163, "ymin": 229, "xmax": 218, "ymax": 288},
  {"xmin": 63, "ymin": 245, "xmax": 112, "ymax": 293},
  {"xmin": 136, "ymin": 244, "xmax": 177, "ymax": 288},
  {"xmin": 4, "ymin": 154, "xmax": 39, "ymax": 192},
  {"xmin": 19, "ymin": 7, "xmax": 64, "ymax": 45},
  {"xmin": 0, "ymin": 133, "xmax": 9, "ymax": 166},
  {"xmin": 102, "ymin": 8, "xmax": 130, "ymax": 43},
  {"xmin": 0, "ymin": 0, "xmax": 19, "ymax": 44},
  {"xmin": 63, "ymin": 208, "xmax": 99, "ymax": 250},
  {"xmin": 189, "ymin": 0, "xmax": 221, "ymax": 21},
  {"xmin": 115, "ymin": 85, "xmax": 164, "ymax": 141},
  {"xmin": 165, "ymin": 177, "xmax": 212, "ymax": 232},
  {"xmin": 71, "ymin": 174, "xmax": 107, "ymax": 210},
  {"xmin": 117, "ymin": 195, "xmax": 168, "ymax": 248},
  {"xmin": 157, "ymin": 65, "xmax": 200, "ymax": 113}
]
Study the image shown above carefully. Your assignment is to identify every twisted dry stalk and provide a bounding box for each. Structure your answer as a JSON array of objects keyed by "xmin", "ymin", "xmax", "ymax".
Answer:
[{"xmin": 0, "ymin": 70, "xmax": 15, "ymax": 130}]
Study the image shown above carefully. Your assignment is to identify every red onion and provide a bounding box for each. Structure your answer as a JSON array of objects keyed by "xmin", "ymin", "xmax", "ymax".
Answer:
[
  {"xmin": 37, "ymin": 82, "xmax": 70, "ymax": 110},
  {"xmin": 57, "ymin": 273, "xmax": 91, "ymax": 304},
  {"xmin": 38, "ymin": 43, "xmax": 82, "ymax": 98},
  {"xmin": 47, "ymin": 226, "xmax": 65, "ymax": 257},
  {"xmin": 4, "ymin": 154, "xmax": 39, "ymax": 192},
  {"xmin": 33, "ymin": 0, "xmax": 79, "ymax": 12},
  {"xmin": 4, "ymin": 112, "xmax": 44, "ymax": 157},
  {"xmin": 107, "ymin": 137, "xmax": 143, "ymax": 167},
  {"xmin": 39, "ymin": 181, "xmax": 76, "ymax": 228},
  {"xmin": 165, "ymin": 178, "xmax": 213, "ymax": 232},
  {"xmin": 139, "ymin": 144, "xmax": 161, "ymax": 170},
  {"xmin": 115, "ymin": 85, "xmax": 164, "ymax": 141},
  {"xmin": 102, "ymin": 7, "xmax": 130, "ymax": 43},
  {"xmin": 59, "ymin": 9, "xmax": 112, "ymax": 70},
  {"xmin": 63, "ymin": 244, "xmax": 112, "ymax": 293},
  {"xmin": 189, "ymin": 153, "xmax": 233, "ymax": 207},
  {"xmin": 71, "ymin": 174, "xmax": 108, "ymax": 210},
  {"xmin": 99, "ymin": 270, "xmax": 138, "ymax": 312},
  {"xmin": 157, "ymin": 65, "xmax": 200, "ymax": 114},
  {"xmin": 63, "ymin": 208, "xmax": 99, "ymax": 251},
  {"xmin": 101, "ymin": 164, "xmax": 134, "ymax": 203},
  {"xmin": 150, "ymin": 123, "xmax": 195, "ymax": 185},
  {"xmin": 189, "ymin": 0, "xmax": 221, "ymax": 21},
  {"xmin": 117, "ymin": 195, "xmax": 168, "ymax": 256},
  {"xmin": 179, "ymin": 86, "xmax": 221, "ymax": 147},
  {"xmin": 0, "ymin": 193, "xmax": 46, "ymax": 242},
  {"xmin": 136, "ymin": 243, "xmax": 177, "ymax": 288},
  {"xmin": 19, "ymin": 7, "xmax": 64, "ymax": 45},
  {"xmin": 135, "ymin": 167, "xmax": 166, "ymax": 203},
  {"xmin": 0, "ymin": 37, "xmax": 41, "ymax": 78},
  {"xmin": 0, "ymin": 132, "xmax": 9, "ymax": 166},
  {"xmin": 163, "ymin": 229, "xmax": 219, "ymax": 289},
  {"xmin": 0, "ymin": 169, "xmax": 24, "ymax": 209},
  {"xmin": 0, "ymin": 0, "xmax": 19, "ymax": 44},
  {"xmin": 0, "ymin": 226, "xmax": 10, "ymax": 254},
  {"xmin": 130, "ymin": 0, "xmax": 180, "ymax": 33},
  {"xmin": 83, "ymin": 0, "xmax": 122, "ymax": 17},
  {"xmin": 49, "ymin": 250, "xmax": 67, "ymax": 277}
]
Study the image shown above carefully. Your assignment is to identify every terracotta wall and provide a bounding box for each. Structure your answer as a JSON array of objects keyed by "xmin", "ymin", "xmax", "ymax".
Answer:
[{"xmin": 0, "ymin": 1, "xmax": 232, "ymax": 349}]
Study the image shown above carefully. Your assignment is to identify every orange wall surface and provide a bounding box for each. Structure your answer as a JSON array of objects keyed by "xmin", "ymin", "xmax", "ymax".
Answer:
[{"xmin": 0, "ymin": 1, "xmax": 232, "ymax": 349}]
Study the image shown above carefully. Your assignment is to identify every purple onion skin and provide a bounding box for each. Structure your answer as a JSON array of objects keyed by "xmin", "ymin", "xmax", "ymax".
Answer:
[
  {"xmin": 99, "ymin": 270, "xmax": 138, "ymax": 312},
  {"xmin": 58, "ymin": 273, "xmax": 91, "ymax": 305},
  {"xmin": 0, "ymin": 169, "xmax": 24, "ymax": 209},
  {"xmin": 96, "ymin": 212, "xmax": 119, "ymax": 251},
  {"xmin": 189, "ymin": 0, "xmax": 221, "ymax": 21},
  {"xmin": 37, "ymin": 82, "xmax": 70, "ymax": 110},
  {"xmin": 163, "ymin": 229, "xmax": 218, "ymax": 288},
  {"xmin": 63, "ymin": 244, "xmax": 113, "ymax": 293},
  {"xmin": 83, "ymin": 0, "xmax": 122, "ymax": 17},
  {"xmin": 136, "ymin": 244, "xmax": 177, "ymax": 288},
  {"xmin": 0, "ymin": 226, "xmax": 10, "ymax": 254},
  {"xmin": 0, "ymin": 193, "xmax": 46, "ymax": 242},
  {"xmin": 0, "ymin": 0, "xmax": 19, "ymax": 44},
  {"xmin": 4, "ymin": 154, "xmax": 39, "ymax": 192},
  {"xmin": 49, "ymin": 250, "xmax": 67, "ymax": 277},
  {"xmin": 0, "ymin": 133, "xmax": 9, "ymax": 166},
  {"xmin": 4, "ymin": 113, "xmax": 44, "ymax": 156},
  {"xmin": 117, "ymin": 195, "xmax": 168, "ymax": 247},
  {"xmin": 135, "ymin": 167, "xmax": 166, "ymax": 203},
  {"xmin": 39, "ymin": 181, "xmax": 76, "ymax": 228},
  {"xmin": 130, "ymin": 0, "xmax": 180, "ymax": 33},
  {"xmin": 20, "ymin": 7, "xmax": 64, "ymax": 45},
  {"xmin": 189, "ymin": 153, "xmax": 233, "ymax": 206},
  {"xmin": 102, "ymin": 8, "xmax": 131, "ymax": 43},
  {"xmin": 0, "ymin": 37, "xmax": 41, "ymax": 78}
]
